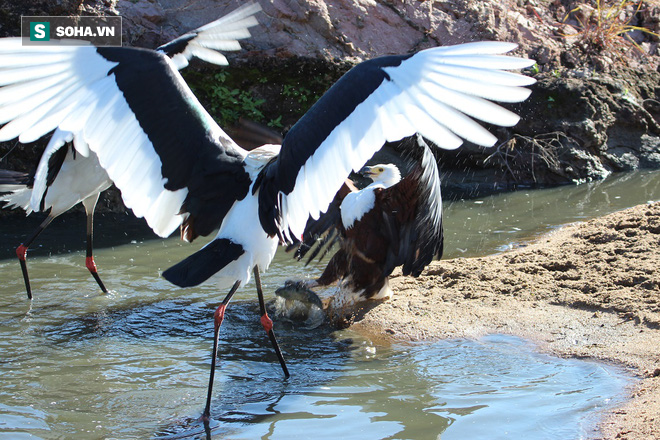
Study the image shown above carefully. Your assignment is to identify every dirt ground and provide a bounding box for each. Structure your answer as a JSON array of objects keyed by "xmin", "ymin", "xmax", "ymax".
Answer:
[{"xmin": 346, "ymin": 202, "xmax": 660, "ymax": 440}]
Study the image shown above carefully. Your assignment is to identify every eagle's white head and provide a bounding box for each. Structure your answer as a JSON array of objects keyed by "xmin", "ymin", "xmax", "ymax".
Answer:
[{"xmin": 362, "ymin": 164, "xmax": 402, "ymax": 188}]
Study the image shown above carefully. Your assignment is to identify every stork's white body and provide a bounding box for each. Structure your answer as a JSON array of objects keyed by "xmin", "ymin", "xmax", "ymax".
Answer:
[
  {"xmin": 203, "ymin": 144, "xmax": 284, "ymax": 288},
  {"xmin": 208, "ymin": 184, "xmax": 279, "ymax": 289},
  {"xmin": 43, "ymin": 149, "xmax": 111, "ymax": 216},
  {"xmin": 1, "ymin": 145, "xmax": 111, "ymax": 217}
]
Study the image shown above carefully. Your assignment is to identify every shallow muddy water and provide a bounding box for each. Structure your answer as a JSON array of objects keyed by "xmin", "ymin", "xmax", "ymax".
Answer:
[{"xmin": 1, "ymin": 169, "xmax": 659, "ymax": 439}]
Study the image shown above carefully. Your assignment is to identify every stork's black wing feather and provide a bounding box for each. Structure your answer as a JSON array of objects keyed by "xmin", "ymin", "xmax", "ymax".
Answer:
[
  {"xmin": 98, "ymin": 47, "xmax": 244, "ymax": 190},
  {"xmin": 157, "ymin": 34, "xmax": 196, "ymax": 59},
  {"xmin": 0, "ymin": 169, "xmax": 31, "ymax": 187},
  {"xmin": 45, "ymin": 146, "xmax": 69, "ymax": 188},
  {"xmin": 95, "ymin": 47, "xmax": 251, "ymax": 240},
  {"xmin": 163, "ymin": 238, "xmax": 245, "ymax": 287}
]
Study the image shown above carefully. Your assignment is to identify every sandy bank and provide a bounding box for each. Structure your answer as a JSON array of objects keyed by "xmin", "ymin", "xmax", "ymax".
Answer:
[{"xmin": 347, "ymin": 202, "xmax": 660, "ymax": 439}]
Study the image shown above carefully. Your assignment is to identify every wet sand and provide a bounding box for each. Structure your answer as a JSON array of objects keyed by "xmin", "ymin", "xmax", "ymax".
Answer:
[{"xmin": 346, "ymin": 202, "xmax": 660, "ymax": 439}]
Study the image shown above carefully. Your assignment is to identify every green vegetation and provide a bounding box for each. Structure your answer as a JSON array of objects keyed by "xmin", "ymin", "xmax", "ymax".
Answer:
[
  {"xmin": 183, "ymin": 61, "xmax": 345, "ymax": 132},
  {"xmin": 187, "ymin": 70, "xmax": 267, "ymax": 127},
  {"xmin": 529, "ymin": 63, "xmax": 540, "ymax": 75},
  {"xmin": 282, "ymin": 83, "xmax": 321, "ymax": 105}
]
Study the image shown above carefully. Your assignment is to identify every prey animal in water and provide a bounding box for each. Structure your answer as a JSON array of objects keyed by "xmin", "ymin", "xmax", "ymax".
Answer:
[{"xmin": 273, "ymin": 280, "xmax": 325, "ymax": 329}]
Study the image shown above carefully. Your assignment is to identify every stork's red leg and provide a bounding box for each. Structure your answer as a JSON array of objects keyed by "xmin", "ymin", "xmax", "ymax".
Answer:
[
  {"xmin": 17, "ymin": 215, "xmax": 54, "ymax": 300},
  {"xmin": 253, "ymin": 267, "xmax": 290, "ymax": 378},
  {"xmin": 81, "ymin": 194, "xmax": 107, "ymax": 293},
  {"xmin": 84, "ymin": 207, "xmax": 107, "ymax": 293},
  {"xmin": 202, "ymin": 280, "xmax": 241, "ymax": 422}
]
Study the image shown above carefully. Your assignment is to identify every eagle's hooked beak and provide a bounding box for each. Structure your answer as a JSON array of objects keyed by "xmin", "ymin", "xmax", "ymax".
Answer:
[{"xmin": 359, "ymin": 166, "xmax": 375, "ymax": 178}]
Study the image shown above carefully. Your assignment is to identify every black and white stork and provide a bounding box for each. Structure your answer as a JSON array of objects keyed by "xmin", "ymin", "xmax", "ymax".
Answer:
[
  {"xmin": 0, "ymin": 1, "xmax": 536, "ymax": 420},
  {"xmin": 0, "ymin": 132, "xmax": 113, "ymax": 298},
  {"xmin": 0, "ymin": 3, "xmax": 261, "ymax": 299},
  {"xmin": 294, "ymin": 136, "xmax": 443, "ymax": 315}
]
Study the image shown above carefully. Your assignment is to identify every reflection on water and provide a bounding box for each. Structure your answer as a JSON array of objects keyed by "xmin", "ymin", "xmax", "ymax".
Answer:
[
  {"xmin": 0, "ymin": 292, "xmax": 630, "ymax": 440},
  {"xmin": 442, "ymin": 169, "xmax": 660, "ymax": 258},
  {"xmin": 1, "ymin": 170, "xmax": 657, "ymax": 439},
  {"xmin": 175, "ymin": 334, "xmax": 627, "ymax": 440}
]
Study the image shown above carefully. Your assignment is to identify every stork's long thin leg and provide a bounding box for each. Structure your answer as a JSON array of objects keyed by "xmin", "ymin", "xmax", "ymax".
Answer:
[
  {"xmin": 16, "ymin": 215, "xmax": 55, "ymax": 300},
  {"xmin": 202, "ymin": 280, "xmax": 241, "ymax": 422},
  {"xmin": 82, "ymin": 194, "xmax": 107, "ymax": 293},
  {"xmin": 253, "ymin": 266, "xmax": 290, "ymax": 378}
]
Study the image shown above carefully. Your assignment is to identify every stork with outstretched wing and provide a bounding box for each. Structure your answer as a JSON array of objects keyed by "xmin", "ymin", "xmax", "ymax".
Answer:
[{"xmin": 0, "ymin": 3, "xmax": 261, "ymax": 299}]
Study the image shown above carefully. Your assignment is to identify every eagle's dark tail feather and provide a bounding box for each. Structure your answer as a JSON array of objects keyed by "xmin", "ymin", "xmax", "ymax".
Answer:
[{"xmin": 402, "ymin": 135, "xmax": 444, "ymax": 277}]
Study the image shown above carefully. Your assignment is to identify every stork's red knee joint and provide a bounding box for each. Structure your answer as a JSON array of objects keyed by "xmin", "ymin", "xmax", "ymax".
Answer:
[
  {"xmin": 260, "ymin": 313, "xmax": 273, "ymax": 333},
  {"xmin": 214, "ymin": 304, "xmax": 227, "ymax": 330},
  {"xmin": 85, "ymin": 256, "xmax": 98, "ymax": 273},
  {"xmin": 16, "ymin": 244, "xmax": 27, "ymax": 261}
]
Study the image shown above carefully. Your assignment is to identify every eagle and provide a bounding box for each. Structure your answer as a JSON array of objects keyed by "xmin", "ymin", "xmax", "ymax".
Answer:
[{"xmin": 292, "ymin": 136, "xmax": 443, "ymax": 321}]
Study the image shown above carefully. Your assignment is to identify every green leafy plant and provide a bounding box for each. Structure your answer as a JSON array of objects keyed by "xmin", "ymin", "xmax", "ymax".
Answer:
[
  {"xmin": 530, "ymin": 63, "xmax": 541, "ymax": 75},
  {"xmin": 282, "ymin": 84, "xmax": 319, "ymax": 105},
  {"xmin": 183, "ymin": 62, "xmax": 344, "ymax": 131},
  {"xmin": 267, "ymin": 115, "xmax": 283, "ymax": 129},
  {"xmin": 204, "ymin": 71, "xmax": 265, "ymax": 125}
]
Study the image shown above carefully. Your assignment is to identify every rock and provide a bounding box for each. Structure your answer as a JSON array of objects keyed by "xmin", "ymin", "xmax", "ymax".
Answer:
[
  {"xmin": 111, "ymin": 0, "xmax": 567, "ymax": 60},
  {"xmin": 116, "ymin": 0, "xmax": 171, "ymax": 47}
]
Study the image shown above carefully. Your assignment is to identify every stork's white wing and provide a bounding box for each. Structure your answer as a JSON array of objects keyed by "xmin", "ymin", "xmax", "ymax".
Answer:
[
  {"xmin": 256, "ymin": 42, "xmax": 536, "ymax": 241},
  {"xmin": 158, "ymin": 2, "xmax": 261, "ymax": 70},
  {"xmin": 0, "ymin": 39, "xmax": 247, "ymax": 238}
]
